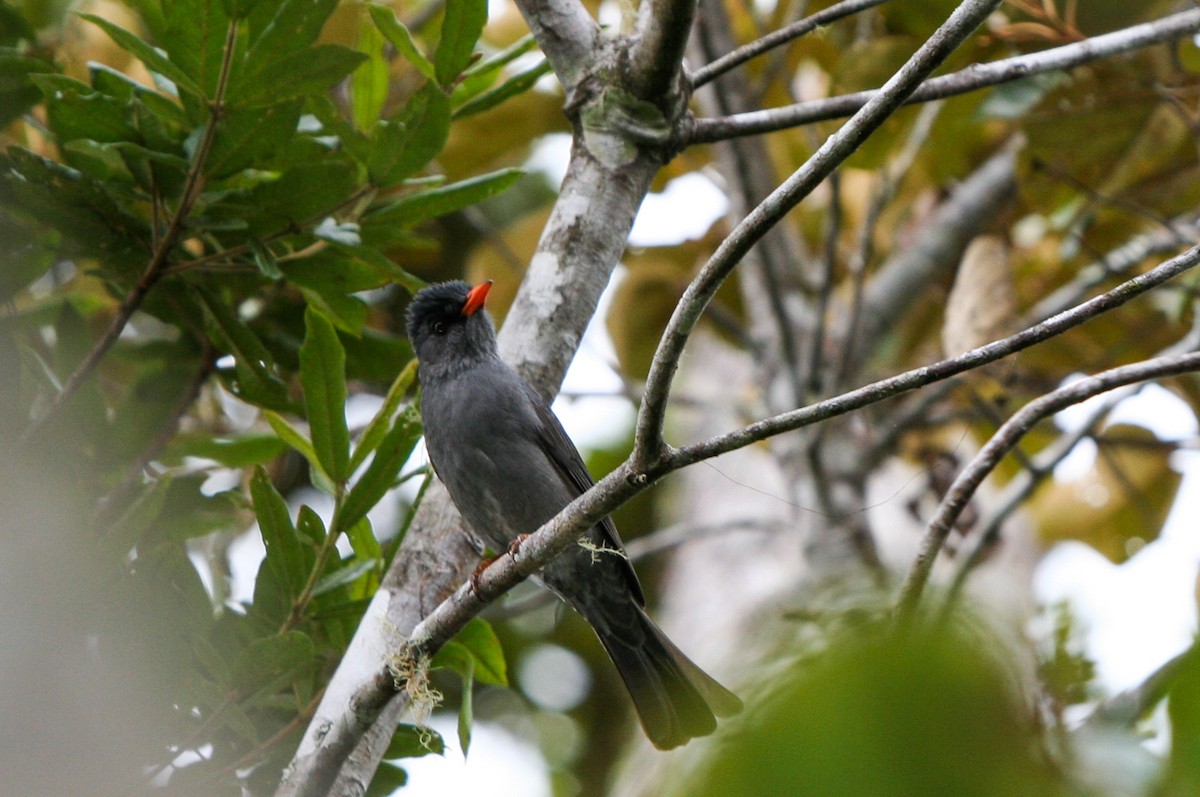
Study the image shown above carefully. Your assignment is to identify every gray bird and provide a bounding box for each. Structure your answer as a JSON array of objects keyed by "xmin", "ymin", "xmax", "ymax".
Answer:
[{"xmin": 406, "ymin": 279, "xmax": 741, "ymax": 749}]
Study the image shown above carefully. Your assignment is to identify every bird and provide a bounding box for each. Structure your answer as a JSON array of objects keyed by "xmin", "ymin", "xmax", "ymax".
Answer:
[{"xmin": 406, "ymin": 279, "xmax": 741, "ymax": 749}]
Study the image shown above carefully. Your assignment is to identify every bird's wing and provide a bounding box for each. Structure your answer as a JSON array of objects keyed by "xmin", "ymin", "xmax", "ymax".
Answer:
[{"xmin": 524, "ymin": 382, "xmax": 646, "ymax": 605}]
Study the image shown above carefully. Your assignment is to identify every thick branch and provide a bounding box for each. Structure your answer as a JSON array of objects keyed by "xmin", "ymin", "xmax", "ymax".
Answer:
[
  {"xmin": 688, "ymin": 8, "xmax": 1200, "ymax": 143},
  {"xmin": 895, "ymin": 349, "xmax": 1200, "ymax": 622},
  {"xmin": 634, "ymin": 0, "xmax": 1003, "ymax": 466},
  {"xmin": 628, "ymin": 0, "xmax": 697, "ymax": 100},
  {"xmin": 513, "ymin": 0, "xmax": 600, "ymax": 93}
]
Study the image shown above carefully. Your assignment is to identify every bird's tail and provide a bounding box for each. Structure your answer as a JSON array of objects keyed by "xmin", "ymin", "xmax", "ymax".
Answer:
[{"xmin": 595, "ymin": 605, "xmax": 742, "ymax": 750}]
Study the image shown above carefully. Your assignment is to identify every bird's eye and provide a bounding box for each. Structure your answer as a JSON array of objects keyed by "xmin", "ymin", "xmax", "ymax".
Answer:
[{"xmin": 432, "ymin": 321, "xmax": 447, "ymax": 335}]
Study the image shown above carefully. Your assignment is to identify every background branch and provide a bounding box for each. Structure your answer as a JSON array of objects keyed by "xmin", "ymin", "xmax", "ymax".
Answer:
[
  {"xmin": 896, "ymin": 350, "xmax": 1200, "ymax": 623},
  {"xmin": 688, "ymin": 8, "xmax": 1200, "ymax": 143},
  {"xmin": 691, "ymin": 0, "xmax": 891, "ymax": 88},
  {"xmin": 635, "ymin": 0, "xmax": 1004, "ymax": 465}
]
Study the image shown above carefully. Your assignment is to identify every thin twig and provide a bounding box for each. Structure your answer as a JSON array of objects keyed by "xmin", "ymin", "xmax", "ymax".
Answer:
[
  {"xmin": 635, "ymin": 0, "xmax": 1004, "ymax": 468},
  {"xmin": 942, "ymin": 304, "xmax": 1200, "ymax": 607},
  {"xmin": 688, "ymin": 8, "xmax": 1200, "ymax": 143},
  {"xmin": 1023, "ymin": 213, "xmax": 1200, "ymax": 326},
  {"xmin": 833, "ymin": 99, "xmax": 943, "ymax": 392},
  {"xmin": 895, "ymin": 349, "xmax": 1200, "ymax": 623},
  {"xmin": 692, "ymin": 0, "xmax": 892, "ymax": 88},
  {"xmin": 673, "ymin": 244, "xmax": 1200, "ymax": 469},
  {"xmin": 807, "ymin": 170, "xmax": 842, "ymax": 397},
  {"xmin": 1086, "ymin": 640, "xmax": 1199, "ymax": 728}
]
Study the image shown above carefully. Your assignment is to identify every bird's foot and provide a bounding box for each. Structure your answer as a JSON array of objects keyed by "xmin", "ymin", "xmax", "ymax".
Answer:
[
  {"xmin": 469, "ymin": 556, "xmax": 496, "ymax": 599},
  {"xmin": 507, "ymin": 533, "xmax": 529, "ymax": 557}
]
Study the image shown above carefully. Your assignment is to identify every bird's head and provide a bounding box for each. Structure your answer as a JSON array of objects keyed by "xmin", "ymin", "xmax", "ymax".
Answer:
[{"xmin": 405, "ymin": 280, "xmax": 497, "ymax": 375}]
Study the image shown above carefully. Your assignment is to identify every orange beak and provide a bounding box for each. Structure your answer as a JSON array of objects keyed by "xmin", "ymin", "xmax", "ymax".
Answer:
[{"xmin": 461, "ymin": 280, "xmax": 493, "ymax": 317}]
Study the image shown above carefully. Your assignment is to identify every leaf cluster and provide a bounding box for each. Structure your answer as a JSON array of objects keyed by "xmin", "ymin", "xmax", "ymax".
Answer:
[{"xmin": 0, "ymin": 0, "xmax": 531, "ymax": 790}]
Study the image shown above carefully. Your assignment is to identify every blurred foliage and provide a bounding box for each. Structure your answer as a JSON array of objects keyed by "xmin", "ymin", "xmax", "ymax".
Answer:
[
  {"xmin": 684, "ymin": 618, "xmax": 1067, "ymax": 797},
  {"xmin": 0, "ymin": 0, "xmax": 544, "ymax": 791}
]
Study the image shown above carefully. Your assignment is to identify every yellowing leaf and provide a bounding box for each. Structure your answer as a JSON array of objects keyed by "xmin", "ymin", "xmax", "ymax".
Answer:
[{"xmin": 1030, "ymin": 424, "xmax": 1181, "ymax": 563}]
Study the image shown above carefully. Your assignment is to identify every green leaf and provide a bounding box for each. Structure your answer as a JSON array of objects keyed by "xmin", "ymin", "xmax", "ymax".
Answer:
[
  {"xmin": 364, "ymin": 762, "xmax": 408, "ymax": 797},
  {"xmin": 299, "ymin": 287, "xmax": 368, "ymax": 337},
  {"xmin": 434, "ymin": 0, "xmax": 487, "ymax": 88},
  {"xmin": 223, "ymin": 702, "xmax": 260, "ymax": 743},
  {"xmin": 231, "ymin": 630, "xmax": 315, "ymax": 692},
  {"xmin": 76, "ymin": 13, "xmax": 202, "ymax": 97},
  {"xmin": 457, "ymin": 653, "xmax": 474, "ymax": 756},
  {"xmin": 453, "ymin": 58, "xmax": 551, "ymax": 119},
  {"xmin": 32, "ymin": 74, "xmax": 140, "ymax": 143},
  {"xmin": 312, "ymin": 557, "xmax": 378, "ymax": 597},
  {"xmin": 368, "ymin": 3, "xmax": 435, "ymax": 80},
  {"xmin": 451, "ymin": 617, "xmax": 507, "ymax": 686},
  {"xmin": 384, "ymin": 724, "xmax": 444, "ymax": 759},
  {"xmin": 264, "ymin": 411, "xmax": 321, "ymax": 472},
  {"xmin": 329, "ymin": 243, "xmax": 426, "ymax": 295},
  {"xmin": 296, "ymin": 504, "xmax": 327, "ymax": 547},
  {"xmin": 368, "ymin": 83, "xmax": 451, "ymax": 187},
  {"xmin": 452, "ymin": 32, "xmax": 537, "ymax": 101},
  {"xmin": 237, "ymin": 156, "xmax": 361, "ymax": 237},
  {"xmin": 250, "ymin": 239, "xmax": 282, "ymax": 280},
  {"xmin": 0, "ymin": 4, "xmax": 36, "ymax": 45},
  {"xmin": 245, "ymin": 0, "xmax": 338, "ymax": 63},
  {"xmin": 363, "ymin": 168, "xmax": 523, "ymax": 241},
  {"xmin": 349, "ymin": 358, "xmax": 418, "ymax": 474},
  {"xmin": 433, "ymin": 640, "xmax": 477, "ymax": 755},
  {"xmin": 345, "ymin": 516, "xmax": 381, "ymax": 562},
  {"xmin": 193, "ymin": 637, "xmax": 232, "ymax": 683},
  {"xmin": 300, "ymin": 306, "xmax": 350, "ymax": 482},
  {"xmin": 337, "ymin": 404, "xmax": 422, "ymax": 531},
  {"xmin": 205, "ymin": 99, "xmax": 304, "ymax": 178},
  {"xmin": 250, "ymin": 466, "xmax": 305, "ymax": 599},
  {"xmin": 0, "ymin": 51, "xmax": 55, "ymax": 127},
  {"xmin": 353, "ymin": 19, "xmax": 389, "ymax": 132},
  {"xmin": 165, "ymin": 432, "xmax": 288, "ymax": 466},
  {"xmin": 232, "ymin": 44, "xmax": 368, "ymax": 107},
  {"xmin": 199, "ymin": 290, "xmax": 292, "ymax": 410},
  {"xmin": 431, "ymin": 619, "xmax": 507, "ymax": 699},
  {"xmin": 163, "ymin": 0, "xmax": 232, "ymax": 100}
]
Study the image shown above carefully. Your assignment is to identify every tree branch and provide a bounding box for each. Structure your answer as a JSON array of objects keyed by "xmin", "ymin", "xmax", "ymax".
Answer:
[
  {"xmin": 691, "ymin": 0, "xmax": 892, "ymax": 88},
  {"xmin": 688, "ymin": 8, "xmax": 1200, "ymax": 143},
  {"xmin": 895, "ymin": 349, "xmax": 1200, "ymax": 623},
  {"xmin": 278, "ymin": 238, "xmax": 1200, "ymax": 795},
  {"xmin": 512, "ymin": 0, "xmax": 600, "ymax": 93},
  {"xmin": 627, "ymin": 0, "xmax": 697, "ymax": 100},
  {"xmin": 672, "ymin": 244, "xmax": 1200, "ymax": 467},
  {"xmin": 634, "ymin": 0, "xmax": 1003, "ymax": 467},
  {"xmin": 1086, "ymin": 639, "xmax": 1200, "ymax": 728},
  {"xmin": 837, "ymin": 137, "xmax": 1019, "ymax": 381}
]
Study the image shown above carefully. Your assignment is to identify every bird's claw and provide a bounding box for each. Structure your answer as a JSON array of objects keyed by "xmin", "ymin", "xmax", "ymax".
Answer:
[
  {"xmin": 507, "ymin": 533, "xmax": 529, "ymax": 558},
  {"xmin": 470, "ymin": 556, "xmax": 496, "ymax": 599}
]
